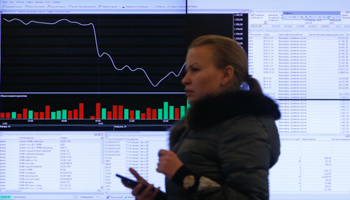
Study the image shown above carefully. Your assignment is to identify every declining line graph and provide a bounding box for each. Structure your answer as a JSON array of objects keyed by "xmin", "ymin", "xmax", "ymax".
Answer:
[{"xmin": 3, "ymin": 17, "xmax": 186, "ymax": 87}]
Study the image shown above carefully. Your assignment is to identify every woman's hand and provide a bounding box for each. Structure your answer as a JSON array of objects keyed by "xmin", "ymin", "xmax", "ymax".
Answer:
[
  {"xmin": 157, "ymin": 149, "xmax": 183, "ymax": 179},
  {"xmin": 122, "ymin": 168, "xmax": 160, "ymax": 200}
]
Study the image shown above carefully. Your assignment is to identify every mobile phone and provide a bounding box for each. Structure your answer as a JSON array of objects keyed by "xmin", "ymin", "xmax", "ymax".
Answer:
[
  {"xmin": 116, "ymin": 174, "xmax": 147, "ymax": 189},
  {"xmin": 115, "ymin": 174, "xmax": 166, "ymax": 199}
]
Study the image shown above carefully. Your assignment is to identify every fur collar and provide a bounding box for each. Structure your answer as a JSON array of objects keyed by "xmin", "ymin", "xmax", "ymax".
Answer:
[
  {"xmin": 169, "ymin": 91, "xmax": 280, "ymax": 148},
  {"xmin": 186, "ymin": 91, "xmax": 280, "ymax": 129}
]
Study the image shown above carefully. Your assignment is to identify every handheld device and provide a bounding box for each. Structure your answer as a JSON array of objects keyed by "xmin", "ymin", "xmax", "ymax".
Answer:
[
  {"xmin": 116, "ymin": 174, "xmax": 148, "ymax": 190},
  {"xmin": 115, "ymin": 174, "xmax": 166, "ymax": 199}
]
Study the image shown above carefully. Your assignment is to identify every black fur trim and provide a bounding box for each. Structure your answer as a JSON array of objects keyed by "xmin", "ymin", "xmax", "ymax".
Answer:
[{"xmin": 186, "ymin": 91, "xmax": 280, "ymax": 129}]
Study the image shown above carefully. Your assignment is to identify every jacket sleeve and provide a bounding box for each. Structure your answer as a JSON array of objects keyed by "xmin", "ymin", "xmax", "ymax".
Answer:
[{"xmin": 197, "ymin": 117, "xmax": 273, "ymax": 200}]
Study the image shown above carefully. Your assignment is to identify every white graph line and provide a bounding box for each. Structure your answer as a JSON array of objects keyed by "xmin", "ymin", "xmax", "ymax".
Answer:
[{"xmin": 3, "ymin": 18, "xmax": 186, "ymax": 87}]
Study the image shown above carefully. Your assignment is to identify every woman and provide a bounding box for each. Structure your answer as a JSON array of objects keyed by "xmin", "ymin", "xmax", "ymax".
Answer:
[{"xmin": 123, "ymin": 35, "xmax": 281, "ymax": 200}]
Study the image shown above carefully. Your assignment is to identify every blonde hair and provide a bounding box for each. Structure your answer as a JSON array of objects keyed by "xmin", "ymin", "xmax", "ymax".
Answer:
[{"xmin": 189, "ymin": 35, "xmax": 262, "ymax": 93}]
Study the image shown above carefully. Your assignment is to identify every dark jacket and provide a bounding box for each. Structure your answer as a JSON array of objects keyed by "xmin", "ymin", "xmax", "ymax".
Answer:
[{"xmin": 166, "ymin": 91, "xmax": 281, "ymax": 200}]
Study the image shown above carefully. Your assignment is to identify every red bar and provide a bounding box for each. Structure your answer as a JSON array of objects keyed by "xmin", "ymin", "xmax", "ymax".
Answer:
[
  {"xmin": 130, "ymin": 110, "xmax": 135, "ymax": 119},
  {"xmin": 118, "ymin": 105, "xmax": 123, "ymax": 119},
  {"xmin": 113, "ymin": 105, "xmax": 118, "ymax": 119},
  {"xmin": 17, "ymin": 114, "xmax": 22, "ymax": 119},
  {"xmin": 141, "ymin": 113, "xmax": 146, "ymax": 119},
  {"xmin": 146, "ymin": 108, "xmax": 151, "ymax": 119},
  {"xmin": 79, "ymin": 103, "xmax": 84, "ymax": 119},
  {"xmin": 6, "ymin": 112, "xmax": 11, "ymax": 118},
  {"xmin": 40, "ymin": 112, "xmax": 45, "ymax": 119},
  {"xmin": 23, "ymin": 109, "xmax": 28, "ymax": 119},
  {"xmin": 34, "ymin": 112, "xmax": 39, "ymax": 119},
  {"xmin": 175, "ymin": 108, "xmax": 180, "ymax": 119},
  {"xmin": 90, "ymin": 116, "xmax": 95, "ymax": 119},
  {"xmin": 152, "ymin": 109, "xmax": 157, "ymax": 119},
  {"xmin": 68, "ymin": 110, "xmax": 73, "ymax": 119},
  {"xmin": 45, "ymin": 105, "xmax": 50, "ymax": 119},
  {"xmin": 0, "ymin": 113, "xmax": 5, "ymax": 118},
  {"xmin": 96, "ymin": 103, "xmax": 101, "ymax": 119},
  {"xmin": 107, "ymin": 111, "xmax": 112, "ymax": 119},
  {"xmin": 73, "ymin": 109, "xmax": 78, "ymax": 119}
]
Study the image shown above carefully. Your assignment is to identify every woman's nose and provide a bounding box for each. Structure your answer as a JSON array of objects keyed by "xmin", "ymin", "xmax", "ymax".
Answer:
[{"xmin": 181, "ymin": 73, "xmax": 190, "ymax": 85}]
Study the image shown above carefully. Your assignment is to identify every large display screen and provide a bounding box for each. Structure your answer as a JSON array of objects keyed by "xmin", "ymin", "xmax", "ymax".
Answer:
[{"xmin": 1, "ymin": 0, "xmax": 350, "ymax": 200}]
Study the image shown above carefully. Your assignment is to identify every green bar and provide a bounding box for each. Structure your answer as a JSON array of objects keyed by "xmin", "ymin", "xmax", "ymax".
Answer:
[
  {"xmin": 62, "ymin": 110, "xmax": 67, "ymax": 120},
  {"xmin": 124, "ymin": 109, "xmax": 129, "ymax": 120},
  {"xmin": 187, "ymin": 99, "xmax": 190, "ymax": 110},
  {"xmin": 11, "ymin": 112, "xmax": 17, "ymax": 119},
  {"xmin": 51, "ymin": 112, "xmax": 56, "ymax": 120},
  {"xmin": 101, "ymin": 108, "xmax": 107, "ymax": 120},
  {"xmin": 28, "ymin": 110, "xmax": 34, "ymax": 120},
  {"xmin": 163, "ymin": 102, "xmax": 169, "ymax": 120},
  {"xmin": 135, "ymin": 110, "xmax": 141, "ymax": 120},
  {"xmin": 57, "ymin": 111, "xmax": 62, "ymax": 120},
  {"xmin": 180, "ymin": 106, "xmax": 186, "ymax": 119},
  {"xmin": 169, "ymin": 106, "xmax": 174, "ymax": 120},
  {"xmin": 158, "ymin": 109, "xmax": 163, "ymax": 120},
  {"xmin": 0, "ymin": 196, "xmax": 12, "ymax": 199}
]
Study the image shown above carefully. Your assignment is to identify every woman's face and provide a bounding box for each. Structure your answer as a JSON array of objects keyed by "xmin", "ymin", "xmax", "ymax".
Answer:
[{"xmin": 182, "ymin": 45, "xmax": 228, "ymax": 105}]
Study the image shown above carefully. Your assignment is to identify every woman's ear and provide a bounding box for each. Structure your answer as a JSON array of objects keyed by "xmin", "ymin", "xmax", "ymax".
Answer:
[{"xmin": 222, "ymin": 65, "xmax": 235, "ymax": 83}]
